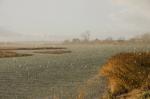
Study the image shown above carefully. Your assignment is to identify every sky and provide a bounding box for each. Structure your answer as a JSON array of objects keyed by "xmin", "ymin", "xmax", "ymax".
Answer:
[{"xmin": 0, "ymin": 0, "xmax": 150, "ymax": 41}]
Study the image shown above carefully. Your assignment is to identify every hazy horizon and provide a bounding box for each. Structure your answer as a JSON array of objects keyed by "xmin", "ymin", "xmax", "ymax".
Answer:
[{"xmin": 0, "ymin": 0, "xmax": 150, "ymax": 41}]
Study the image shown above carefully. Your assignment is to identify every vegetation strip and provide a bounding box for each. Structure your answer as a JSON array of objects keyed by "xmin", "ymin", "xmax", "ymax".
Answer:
[
  {"xmin": 0, "ymin": 47, "xmax": 67, "ymax": 50},
  {"xmin": 34, "ymin": 50, "xmax": 72, "ymax": 54},
  {"xmin": 0, "ymin": 50, "xmax": 32, "ymax": 58}
]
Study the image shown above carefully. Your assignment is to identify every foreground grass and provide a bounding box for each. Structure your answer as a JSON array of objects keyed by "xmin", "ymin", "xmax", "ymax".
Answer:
[{"xmin": 100, "ymin": 52, "xmax": 150, "ymax": 99}]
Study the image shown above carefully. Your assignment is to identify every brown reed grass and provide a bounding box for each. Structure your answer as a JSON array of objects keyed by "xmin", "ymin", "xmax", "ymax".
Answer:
[{"xmin": 100, "ymin": 52, "xmax": 150, "ymax": 96}]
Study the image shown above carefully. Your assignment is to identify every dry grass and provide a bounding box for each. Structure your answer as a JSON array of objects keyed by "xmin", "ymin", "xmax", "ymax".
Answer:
[
  {"xmin": 34, "ymin": 50, "xmax": 72, "ymax": 54},
  {"xmin": 0, "ymin": 50, "xmax": 32, "ymax": 58},
  {"xmin": 100, "ymin": 52, "xmax": 150, "ymax": 96},
  {"xmin": 0, "ymin": 47, "xmax": 67, "ymax": 50}
]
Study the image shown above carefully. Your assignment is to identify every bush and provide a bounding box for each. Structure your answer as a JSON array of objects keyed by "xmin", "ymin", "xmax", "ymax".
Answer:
[{"xmin": 100, "ymin": 52, "xmax": 150, "ymax": 96}]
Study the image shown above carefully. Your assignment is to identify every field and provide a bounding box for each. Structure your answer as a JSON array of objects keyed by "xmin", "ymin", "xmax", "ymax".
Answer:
[{"xmin": 0, "ymin": 43, "xmax": 149, "ymax": 99}]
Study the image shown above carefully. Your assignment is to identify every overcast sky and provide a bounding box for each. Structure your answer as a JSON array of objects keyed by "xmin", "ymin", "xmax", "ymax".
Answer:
[{"xmin": 0, "ymin": 0, "xmax": 150, "ymax": 41}]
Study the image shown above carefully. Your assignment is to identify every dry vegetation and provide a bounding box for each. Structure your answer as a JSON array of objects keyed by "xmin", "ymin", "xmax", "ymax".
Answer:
[
  {"xmin": 0, "ymin": 47, "xmax": 67, "ymax": 50},
  {"xmin": 100, "ymin": 52, "xmax": 150, "ymax": 98},
  {"xmin": 0, "ymin": 47, "xmax": 70, "ymax": 57},
  {"xmin": 0, "ymin": 50, "xmax": 32, "ymax": 58},
  {"xmin": 77, "ymin": 52, "xmax": 150, "ymax": 99},
  {"xmin": 34, "ymin": 50, "xmax": 72, "ymax": 54}
]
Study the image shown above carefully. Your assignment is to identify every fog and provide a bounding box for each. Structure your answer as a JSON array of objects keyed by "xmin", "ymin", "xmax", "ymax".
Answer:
[{"xmin": 0, "ymin": 0, "xmax": 150, "ymax": 41}]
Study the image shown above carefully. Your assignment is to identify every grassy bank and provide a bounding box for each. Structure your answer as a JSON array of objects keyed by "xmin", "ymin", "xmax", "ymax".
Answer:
[{"xmin": 100, "ymin": 52, "xmax": 150, "ymax": 99}]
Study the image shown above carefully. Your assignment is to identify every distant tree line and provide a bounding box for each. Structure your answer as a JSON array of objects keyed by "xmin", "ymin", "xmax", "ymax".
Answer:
[
  {"xmin": 63, "ymin": 32, "xmax": 150, "ymax": 44},
  {"xmin": 129, "ymin": 33, "xmax": 150, "ymax": 43},
  {"xmin": 63, "ymin": 31, "xmax": 91, "ymax": 44}
]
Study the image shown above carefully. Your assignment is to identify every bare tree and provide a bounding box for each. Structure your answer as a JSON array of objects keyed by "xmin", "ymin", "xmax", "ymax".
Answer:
[{"xmin": 81, "ymin": 30, "xmax": 91, "ymax": 42}]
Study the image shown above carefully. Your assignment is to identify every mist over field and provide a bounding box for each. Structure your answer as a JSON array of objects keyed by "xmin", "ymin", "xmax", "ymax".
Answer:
[
  {"xmin": 0, "ymin": 0, "xmax": 150, "ymax": 41},
  {"xmin": 0, "ymin": 0, "xmax": 149, "ymax": 99}
]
